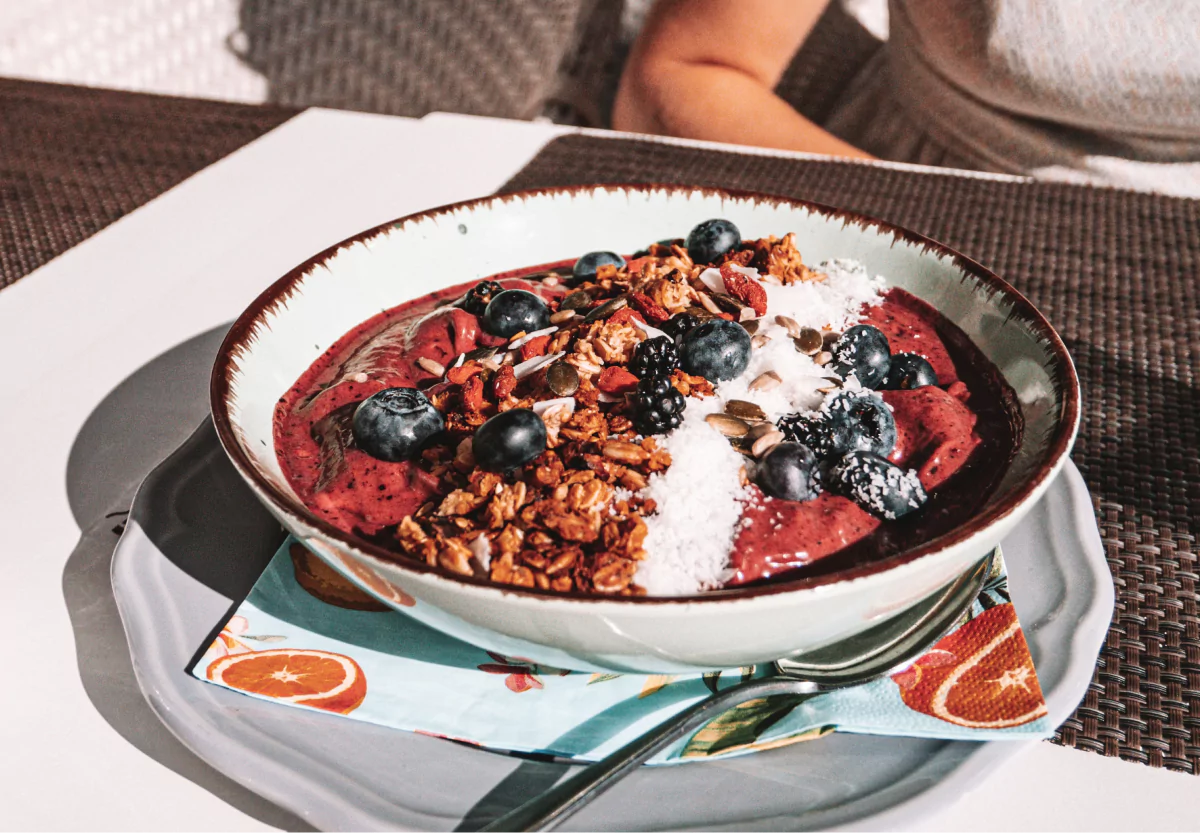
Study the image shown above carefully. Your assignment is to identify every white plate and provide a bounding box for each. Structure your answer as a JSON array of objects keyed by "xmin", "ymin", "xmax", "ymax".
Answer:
[{"xmin": 112, "ymin": 419, "xmax": 1111, "ymax": 831}]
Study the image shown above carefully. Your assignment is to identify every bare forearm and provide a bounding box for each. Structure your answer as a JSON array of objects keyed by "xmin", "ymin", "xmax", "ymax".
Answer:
[{"xmin": 615, "ymin": 61, "xmax": 873, "ymax": 160}]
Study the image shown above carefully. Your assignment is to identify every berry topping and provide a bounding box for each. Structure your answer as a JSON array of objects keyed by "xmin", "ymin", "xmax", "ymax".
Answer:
[
  {"xmin": 352, "ymin": 387, "xmax": 444, "ymax": 462},
  {"xmin": 828, "ymin": 390, "xmax": 898, "ymax": 457},
  {"xmin": 679, "ymin": 318, "xmax": 752, "ymax": 382},
  {"xmin": 686, "ymin": 218, "xmax": 741, "ymax": 264},
  {"xmin": 882, "ymin": 353, "xmax": 939, "ymax": 390},
  {"xmin": 776, "ymin": 411, "xmax": 841, "ymax": 458},
  {"xmin": 472, "ymin": 408, "xmax": 547, "ymax": 472},
  {"xmin": 457, "ymin": 280, "xmax": 503, "ymax": 316},
  {"xmin": 660, "ymin": 311, "xmax": 701, "ymax": 343},
  {"xmin": 830, "ymin": 324, "xmax": 892, "ymax": 389},
  {"xmin": 829, "ymin": 451, "xmax": 927, "ymax": 520},
  {"xmin": 757, "ymin": 442, "xmax": 822, "ymax": 502},
  {"xmin": 629, "ymin": 336, "xmax": 680, "ymax": 378},
  {"xmin": 572, "ymin": 251, "xmax": 626, "ymax": 283},
  {"xmin": 481, "ymin": 289, "xmax": 551, "ymax": 338},
  {"xmin": 631, "ymin": 375, "xmax": 687, "ymax": 435}
]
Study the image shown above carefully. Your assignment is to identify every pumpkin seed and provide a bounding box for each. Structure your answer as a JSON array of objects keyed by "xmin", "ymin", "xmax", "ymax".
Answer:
[
  {"xmin": 561, "ymin": 290, "xmax": 593, "ymax": 311},
  {"xmin": 546, "ymin": 361, "xmax": 581, "ymax": 396},
  {"xmin": 581, "ymin": 294, "xmax": 627, "ymax": 323},
  {"xmin": 794, "ymin": 327, "xmax": 823, "ymax": 355}
]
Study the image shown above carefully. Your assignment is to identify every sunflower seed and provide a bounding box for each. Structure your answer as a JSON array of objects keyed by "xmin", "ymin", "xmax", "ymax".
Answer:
[
  {"xmin": 740, "ymin": 319, "xmax": 761, "ymax": 335},
  {"xmin": 602, "ymin": 440, "xmax": 649, "ymax": 464},
  {"xmin": 725, "ymin": 399, "xmax": 766, "ymax": 420},
  {"xmin": 752, "ymin": 430, "xmax": 786, "ymax": 457},
  {"xmin": 748, "ymin": 370, "xmax": 782, "ymax": 391},
  {"xmin": 705, "ymin": 413, "xmax": 750, "ymax": 437},
  {"xmin": 561, "ymin": 290, "xmax": 593, "ymax": 311},
  {"xmin": 794, "ymin": 327, "xmax": 823, "ymax": 355},
  {"xmin": 775, "ymin": 315, "xmax": 802, "ymax": 338},
  {"xmin": 751, "ymin": 334, "xmax": 772, "ymax": 349},
  {"xmin": 582, "ymin": 294, "xmax": 627, "ymax": 324},
  {"xmin": 696, "ymin": 291, "xmax": 723, "ymax": 315},
  {"xmin": 817, "ymin": 376, "xmax": 844, "ymax": 394},
  {"xmin": 815, "ymin": 350, "xmax": 833, "ymax": 366},
  {"xmin": 550, "ymin": 308, "xmax": 576, "ymax": 325},
  {"xmin": 745, "ymin": 421, "xmax": 777, "ymax": 442},
  {"xmin": 417, "ymin": 357, "xmax": 446, "ymax": 377},
  {"xmin": 546, "ymin": 361, "xmax": 580, "ymax": 396}
]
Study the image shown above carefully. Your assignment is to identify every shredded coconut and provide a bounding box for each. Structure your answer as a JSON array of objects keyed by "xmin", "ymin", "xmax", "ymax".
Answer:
[
  {"xmin": 635, "ymin": 256, "xmax": 887, "ymax": 595},
  {"xmin": 635, "ymin": 395, "xmax": 749, "ymax": 595}
]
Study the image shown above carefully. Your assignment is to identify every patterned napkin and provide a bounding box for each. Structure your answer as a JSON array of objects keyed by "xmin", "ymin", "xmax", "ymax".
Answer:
[{"xmin": 191, "ymin": 539, "xmax": 1052, "ymax": 764}]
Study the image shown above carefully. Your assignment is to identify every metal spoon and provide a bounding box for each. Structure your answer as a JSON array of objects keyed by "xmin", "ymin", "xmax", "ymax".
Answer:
[{"xmin": 480, "ymin": 550, "xmax": 995, "ymax": 832}]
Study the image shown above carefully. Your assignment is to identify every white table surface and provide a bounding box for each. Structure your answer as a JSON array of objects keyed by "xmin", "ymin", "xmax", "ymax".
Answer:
[{"xmin": 1, "ymin": 109, "xmax": 1197, "ymax": 832}]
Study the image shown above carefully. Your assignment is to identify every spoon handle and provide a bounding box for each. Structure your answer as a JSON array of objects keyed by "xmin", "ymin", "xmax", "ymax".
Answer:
[{"xmin": 479, "ymin": 676, "xmax": 818, "ymax": 832}]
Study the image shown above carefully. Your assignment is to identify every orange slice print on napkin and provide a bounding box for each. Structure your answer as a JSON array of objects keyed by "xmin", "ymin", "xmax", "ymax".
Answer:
[
  {"xmin": 207, "ymin": 648, "xmax": 367, "ymax": 714},
  {"xmin": 891, "ymin": 603, "xmax": 1047, "ymax": 728}
]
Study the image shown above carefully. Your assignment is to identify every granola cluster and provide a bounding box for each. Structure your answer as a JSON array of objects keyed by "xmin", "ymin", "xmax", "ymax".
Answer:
[{"xmin": 389, "ymin": 232, "xmax": 822, "ymax": 594}]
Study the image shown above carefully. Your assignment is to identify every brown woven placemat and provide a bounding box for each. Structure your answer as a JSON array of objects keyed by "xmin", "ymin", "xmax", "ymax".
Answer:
[
  {"xmin": 0, "ymin": 78, "xmax": 297, "ymax": 286},
  {"xmin": 501, "ymin": 134, "xmax": 1200, "ymax": 773}
]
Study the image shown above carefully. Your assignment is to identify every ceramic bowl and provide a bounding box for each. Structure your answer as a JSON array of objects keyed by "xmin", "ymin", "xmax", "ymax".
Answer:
[{"xmin": 211, "ymin": 185, "xmax": 1079, "ymax": 673}]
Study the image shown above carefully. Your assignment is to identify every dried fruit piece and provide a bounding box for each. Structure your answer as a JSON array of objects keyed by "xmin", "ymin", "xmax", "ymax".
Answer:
[{"xmin": 718, "ymin": 263, "xmax": 767, "ymax": 316}]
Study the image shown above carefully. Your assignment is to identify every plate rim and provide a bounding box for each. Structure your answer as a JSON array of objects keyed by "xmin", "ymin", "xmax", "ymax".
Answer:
[{"xmin": 111, "ymin": 419, "xmax": 1112, "ymax": 832}]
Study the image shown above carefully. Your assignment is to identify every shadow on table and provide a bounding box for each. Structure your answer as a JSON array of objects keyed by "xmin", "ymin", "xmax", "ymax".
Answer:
[{"xmin": 60, "ymin": 324, "xmax": 313, "ymax": 832}]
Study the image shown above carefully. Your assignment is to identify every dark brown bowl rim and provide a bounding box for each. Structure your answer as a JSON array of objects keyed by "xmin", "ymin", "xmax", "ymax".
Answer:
[{"xmin": 211, "ymin": 183, "xmax": 1080, "ymax": 606}]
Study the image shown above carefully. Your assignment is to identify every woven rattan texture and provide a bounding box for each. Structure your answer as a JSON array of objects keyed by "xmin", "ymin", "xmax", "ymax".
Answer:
[
  {"xmin": 232, "ymin": 0, "xmax": 621, "ymax": 124},
  {"xmin": 0, "ymin": 79, "xmax": 296, "ymax": 287},
  {"xmin": 502, "ymin": 135, "xmax": 1200, "ymax": 773}
]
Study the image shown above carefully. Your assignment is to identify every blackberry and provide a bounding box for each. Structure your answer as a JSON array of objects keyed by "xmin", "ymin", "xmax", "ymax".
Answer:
[
  {"xmin": 629, "ymin": 336, "xmax": 679, "ymax": 378},
  {"xmin": 660, "ymin": 312, "xmax": 700, "ymax": 344},
  {"xmin": 777, "ymin": 411, "xmax": 840, "ymax": 458},
  {"xmin": 631, "ymin": 375, "xmax": 687, "ymax": 435},
  {"xmin": 458, "ymin": 280, "xmax": 503, "ymax": 316}
]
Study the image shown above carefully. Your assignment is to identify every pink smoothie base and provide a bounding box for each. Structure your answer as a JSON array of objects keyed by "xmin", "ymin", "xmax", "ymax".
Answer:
[{"xmin": 273, "ymin": 276, "xmax": 1020, "ymax": 591}]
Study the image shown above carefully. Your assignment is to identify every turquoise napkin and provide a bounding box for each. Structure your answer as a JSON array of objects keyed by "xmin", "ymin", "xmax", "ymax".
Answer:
[{"xmin": 191, "ymin": 538, "xmax": 1052, "ymax": 764}]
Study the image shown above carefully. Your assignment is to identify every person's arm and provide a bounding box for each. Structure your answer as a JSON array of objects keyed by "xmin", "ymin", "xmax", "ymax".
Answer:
[{"xmin": 613, "ymin": 0, "xmax": 873, "ymax": 159}]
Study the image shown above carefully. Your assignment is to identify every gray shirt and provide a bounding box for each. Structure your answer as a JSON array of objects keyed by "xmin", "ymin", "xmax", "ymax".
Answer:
[{"xmin": 825, "ymin": 0, "xmax": 1200, "ymax": 196}]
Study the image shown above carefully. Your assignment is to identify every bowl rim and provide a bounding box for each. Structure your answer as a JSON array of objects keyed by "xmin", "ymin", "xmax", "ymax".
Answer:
[{"xmin": 210, "ymin": 183, "xmax": 1080, "ymax": 606}]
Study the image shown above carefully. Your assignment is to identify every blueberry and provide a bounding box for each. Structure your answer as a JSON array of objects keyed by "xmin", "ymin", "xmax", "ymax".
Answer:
[
  {"xmin": 831, "ymin": 324, "xmax": 891, "ymax": 389},
  {"xmin": 472, "ymin": 408, "xmax": 547, "ymax": 471},
  {"xmin": 572, "ymin": 251, "xmax": 625, "ymax": 283},
  {"xmin": 352, "ymin": 387, "xmax": 444, "ymax": 462},
  {"xmin": 757, "ymin": 442, "xmax": 822, "ymax": 502},
  {"xmin": 679, "ymin": 318, "xmax": 752, "ymax": 381},
  {"xmin": 882, "ymin": 353, "xmax": 938, "ymax": 390},
  {"xmin": 481, "ymin": 289, "xmax": 551, "ymax": 338},
  {"xmin": 827, "ymin": 390, "xmax": 897, "ymax": 457},
  {"xmin": 686, "ymin": 219, "xmax": 741, "ymax": 264},
  {"xmin": 829, "ymin": 451, "xmax": 927, "ymax": 520}
]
